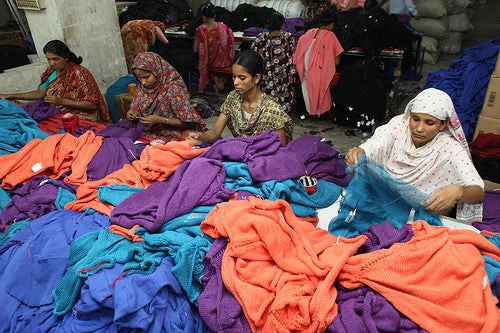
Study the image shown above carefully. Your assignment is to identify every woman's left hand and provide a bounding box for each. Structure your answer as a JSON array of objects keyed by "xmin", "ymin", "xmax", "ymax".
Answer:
[
  {"xmin": 44, "ymin": 95, "xmax": 63, "ymax": 106},
  {"xmin": 421, "ymin": 184, "xmax": 464, "ymax": 215},
  {"xmin": 140, "ymin": 115, "xmax": 164, "ymax": 125}
]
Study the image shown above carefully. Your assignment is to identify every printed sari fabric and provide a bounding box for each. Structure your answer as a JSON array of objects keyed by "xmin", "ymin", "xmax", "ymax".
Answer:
[
  {"xmin": 195, "ymin": 22, "xmax": 235, "ymax": 92},
  {"xmin": 130, "ymin": 52, "xmax": 205, "ymax": 143},
  {"xmin": 121, "ymin": 20, "xmax": 167, "ymax": 72},
  {"xmin": 41, "ymin": 62, "xmax": 109, "ymax": 123},
  {"xmin": 220, "ymin": 90, "xmax": 293, "ymax": 143},
  {"xmin": 251, "ymin": 31, "xmax": 297, "ymax": 114}
]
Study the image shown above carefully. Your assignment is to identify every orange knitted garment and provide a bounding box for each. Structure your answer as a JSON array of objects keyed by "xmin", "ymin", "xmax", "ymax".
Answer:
[
  {"xmin": 0, "ymin": 131, "xmax": 103, "ymax": 190},
  {"xmin": 338, "ymin": 220, "xmax": 500, "ymax": 333},
  {"xmin": 65, "ymin": 140, "xmax": 207, "ymax": 215},
  {"xmin": 201, "ymin": 197, "xmax": 367, "ymax": 332}
]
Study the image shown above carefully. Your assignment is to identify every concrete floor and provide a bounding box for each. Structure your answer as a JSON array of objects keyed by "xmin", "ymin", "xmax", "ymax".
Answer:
[{"xmin": 202, "ymin": 0, "xmax": 500, "ymax": 154}]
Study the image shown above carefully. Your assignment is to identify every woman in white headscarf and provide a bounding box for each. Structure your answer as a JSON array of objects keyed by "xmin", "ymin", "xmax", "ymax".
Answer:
[{"xmin": 345, "ymin": 88, "xmax": 484, "ymax": 222}]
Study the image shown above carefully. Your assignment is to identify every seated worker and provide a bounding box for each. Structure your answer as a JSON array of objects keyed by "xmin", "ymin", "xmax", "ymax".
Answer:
[
  {"xmin": 293, "ymin": 8, "xmax": 344, "ymax": 117},
  {"xmin": 120, "ymin": 19, "xmax": 169, "ymax": 73},
  {"xmin": 0, "ymin": 39, "xmax": 109, "ymax": 122},
  {"xmin": 345, "ymin": 88, "xmax": 484, "ymax": 222},
  {"xmin": 251, "ymin": 12, "xmax": 297, "ymax": 115},
  {"xmin": 193, "ymin": 2, "xmax": 235, "ymax": 94},
  {"xmin": 185, "ymin": 50, "xmax": 293, "ymax": 145},
  {"xmin": 125, "ymin": 52, "xmax": 206, "ymax": 144}
]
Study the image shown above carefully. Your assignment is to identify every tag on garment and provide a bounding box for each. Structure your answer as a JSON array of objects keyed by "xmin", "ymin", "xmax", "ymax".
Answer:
[{"xmin": 31, "ymin": 162, "xmax": 43, "ymax": 173}]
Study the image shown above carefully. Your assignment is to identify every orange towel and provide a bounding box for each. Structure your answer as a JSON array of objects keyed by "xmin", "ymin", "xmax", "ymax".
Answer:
[
  {"xmin": 338, "ymin": 220, "xmax": 500, "ymax": 333},
  {"xmin": 65, "ymin": 140, "xmax": 207, "ymax": 215},
  {"xmin": 0, "ymin": 132, "xmax": 103, "ymax": 190},
  {"xmin": 201, "ymin": 197, "xmax": 367, "ymax": 332}
]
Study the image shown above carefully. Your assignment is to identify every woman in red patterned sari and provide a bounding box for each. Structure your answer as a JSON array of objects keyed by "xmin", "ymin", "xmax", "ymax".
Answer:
[
  {"xmin": 126, "ymin": 52, "xmax": 206, "ymax": 144},
  {"xmin": 0, "ymin": 40, "xmax": 109, "ymax": 123},
  {"xmin": 193, "ymin": 3, "xmax": 235, "ymax": 93}
]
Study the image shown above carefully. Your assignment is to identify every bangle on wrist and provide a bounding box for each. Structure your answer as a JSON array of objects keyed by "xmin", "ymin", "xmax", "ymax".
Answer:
[{"xmin": 165, "ymin": 117, "xmax": 169, "ymax": 125}]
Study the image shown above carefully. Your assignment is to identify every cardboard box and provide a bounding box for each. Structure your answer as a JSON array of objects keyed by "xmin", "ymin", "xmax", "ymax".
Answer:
[
  {"xmin": 494, "ymin": 52, "xmax": 500, "ymax": 78},
  {"xmin": 481, "ymin": 75, "xmax": 500, "ymax": 119},
  {"xmin": 473, "ymin": 115, "xmax": 500, "ymax": 141}
]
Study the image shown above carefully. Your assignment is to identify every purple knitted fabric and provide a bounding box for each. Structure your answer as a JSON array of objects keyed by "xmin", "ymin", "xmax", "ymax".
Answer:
[
  {"xmin": 328, "ymin": 285, "xmax": 428, "ymax": 333},
  {"xmin": 200, "ymin": 131, "xmax": 304, "ymax": 182},
  {"xmin": 96, "ymin": 118, "xmax": 144, "ymax": 140},
  {"xmin": 472, "ymin": 190, "xmax": 500, "ymax": 232},
  {"xmin": 198, "ymin": 238, "xmax": 252, "ymax": 333},
  {"xmin": 0, "ymin": 176, "xmax": 76, "ymax": 226},
  {"xmin": 23, "ymin": 99, "xmax": 60, "ymax": 121},
  {"xmin": 357, "ymin": 221, "xmax": 414, "ymax": 254},
  {"xmin": 110, "ymin": 157, "xmax": 235, "ymax": 231},
  {"xmin": 287, "ymin": 134, "xmax": 351, "ymax": 187},
  {"xmin": 86, "ymin": 137, "xmax": 139, "ymax": 181}
]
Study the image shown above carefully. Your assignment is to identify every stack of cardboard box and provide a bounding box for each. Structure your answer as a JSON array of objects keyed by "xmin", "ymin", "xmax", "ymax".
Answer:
[{"xmin": 473, "ymin": 53, "xmax": 500, "ymax": 190}]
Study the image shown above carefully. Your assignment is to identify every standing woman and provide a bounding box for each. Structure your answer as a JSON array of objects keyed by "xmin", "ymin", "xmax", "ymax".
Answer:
[
  {"xmin": 0, "ymin": 40, "xmax": 109, "ymax": 122},
  {"xmin": 293, "ymin": 8, "xmax": 344, "ymax": 116},
  {"xmin": 126, "ymin": 52, "xmax": 205, "ymax": 144},
  {"xmin": 185, "ymin": 50, "xmax": 293, "ymax": 144},
  {"xmin": 251, "ymin": 12, "xmax": 297, "ymax": 115},
  {"xmin": 193, "ymin": 2, "xmax": 235, "ymax": 94},
  {"xmin": 120, "ymin": 19, "xmax": 169, "ymax": 73}
]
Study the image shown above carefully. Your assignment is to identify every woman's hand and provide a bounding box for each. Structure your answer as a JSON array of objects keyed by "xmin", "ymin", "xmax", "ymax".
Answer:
[
  {"xmin": 344, "ymin": 147, "xmax": 365, "ymax": 166},
  {"xmin": 421, "ymin": 184, "xmax": 464, "ymax": 215},
  {"xmin": 44, "ymin": 95, "xmax": 63, "ymax": 106},
  {"xmin": 184, "ymin": 130, "xmax": 203, "ymax": 145},
  {"xmin": 140, "ymin": 115, "xmax": 164, "ymax": 125},
  {"xmin": 126, "ymin": 109, "xmax": 140, "ymax": 121},
  {"xmin": 0, "ymin": 94, "xmax": 12, "ymax": 100}
]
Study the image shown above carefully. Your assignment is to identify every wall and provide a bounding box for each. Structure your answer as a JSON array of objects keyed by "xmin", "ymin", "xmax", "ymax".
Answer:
[
  {"xmin": 0, "ymin": 0, "xmax": 13, "ymax": 27},
  {"xmin": 0, "ymin": 0, "xmax": 127, "ymax": 94}
]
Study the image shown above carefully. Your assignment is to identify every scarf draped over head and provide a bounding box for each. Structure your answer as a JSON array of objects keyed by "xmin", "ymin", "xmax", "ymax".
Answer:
[
  {"xmin": 359, "ymin": 87, "xmax": 484, "ymax": 222},
  {"xmin": 360, "ymin": 87, "xmax": 482, "ymax": 194},
  {"xmin": 403, "ymin": 87, "xmax": 469, "ymax": 156},
  {"xmin": 41, "ymin": 62, "xmax": 110, "ymax": 122},
  {"xmin": 130, "ymin": 52, "xmax": 205, "ymax": 142}
]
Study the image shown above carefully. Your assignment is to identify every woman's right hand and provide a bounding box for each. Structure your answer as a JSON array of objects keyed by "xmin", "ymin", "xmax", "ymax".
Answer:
[
  {"xmin": 126, "ymin": 109, "xmax": 140, "ymax": 121},
  {"xmin": 184, "ymin": 130, "xmax": 203, "ymax": 145},
  {"xmin": 344, "ymin": 147, "xmax": 365, "ymax": 166}
]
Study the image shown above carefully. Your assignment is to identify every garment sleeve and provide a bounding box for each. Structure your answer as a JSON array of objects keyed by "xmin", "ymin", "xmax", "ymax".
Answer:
[
  {"xmin": 448, "ymin": 149, "xmax": 485, "ymax": 189},
  {"xmin": 251, "ymin": 34, "xmax": 264, "ymax": 53},
  {"xmin": 359, "ymin": 122, "xmax": 394, "ymax": 163},
  {"xmin": 219, "ymin": 91, "xmax": 235, "ymax": 119}
]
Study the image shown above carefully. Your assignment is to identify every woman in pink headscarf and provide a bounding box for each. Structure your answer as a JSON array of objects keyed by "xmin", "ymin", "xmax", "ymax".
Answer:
[{"xmin": 345, "ymin": 88, "xmax": 484, "ymax": 222}]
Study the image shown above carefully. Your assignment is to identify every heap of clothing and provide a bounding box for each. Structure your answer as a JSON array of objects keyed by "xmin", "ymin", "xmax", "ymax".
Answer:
[{"xmin": 0, "ymin": 100, "xmax": 499, "ymax": 332}]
